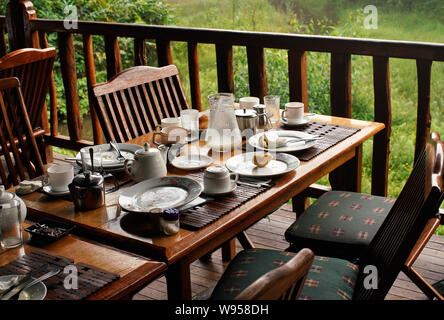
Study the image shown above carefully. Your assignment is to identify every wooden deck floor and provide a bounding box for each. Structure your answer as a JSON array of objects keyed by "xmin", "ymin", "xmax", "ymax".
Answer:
[{"xmin": 132, "ymin": 203, "xmax": 444, "ymax": 300}]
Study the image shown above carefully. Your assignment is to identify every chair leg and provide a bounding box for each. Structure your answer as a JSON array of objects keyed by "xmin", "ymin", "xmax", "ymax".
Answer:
[
  {"xmin": 403, "ymin": 266, "xmax": 444, "ymax": 300},
  {"xmin": 237, "ymin": 231, "xmax": 255, "ymax": 250},
  {"xmin": 221, "ymin": 240, "xmax": 236, "ymax": 262}
]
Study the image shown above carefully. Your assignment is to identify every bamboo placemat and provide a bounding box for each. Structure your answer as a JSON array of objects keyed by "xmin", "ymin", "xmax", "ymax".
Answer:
[
  {"xmin": 180, "ymin": 173, "xmax": 274, "ymax": 230},
  {"xmin": 284, "ymin": 121, "xmax": 360, "ymax": 161},
  {"xmin": 0, "ymin": 250, "xmax": 120, "ymax": 300}
]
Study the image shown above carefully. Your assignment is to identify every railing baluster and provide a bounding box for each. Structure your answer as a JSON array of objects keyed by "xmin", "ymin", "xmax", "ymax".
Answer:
[
  {"xmin": 134, "ymin": 38, "xmax": 147, "ymax": 66},
  {"xmin": 156, "ymin": 39, "xmax": 173, "ymax": 67},
  {"xmin": 104, "ymin": 35, "xmax": 122, "ymax": 80},
  {"xmin": 83, "ymin": 34, "xmax": 102, "ymax": 145},
  {"xmin": 372, "ymin": 56, "xmax": 392, "ymax": 197},
  {"xmin": 215, "ymin": 44, "xmax": 234, "ymax": 94},
  {"xmin": 246, "ymin": 46, "xmax": 268, "ymax": 102},
  {"xmin": 288, "ymin": 50, "xmax": 308, "ymax": 109},
  {"xmin": 330, "ymin": 53, "xmax": 352, "ymax": 118},
  {"xmin": 0, "ymin": 27, "xmax": 7, "ymax": 57},
  {"xmin": 415, "ymin": 59, "xmax": 432, "ymax": 163},
  {"xmin": 187, "ymin": 42, "xmax": 201, "ymax": 111},
  {"xmin": 57, "ymin": 32, "xmax": 82, "ymax": 141}
]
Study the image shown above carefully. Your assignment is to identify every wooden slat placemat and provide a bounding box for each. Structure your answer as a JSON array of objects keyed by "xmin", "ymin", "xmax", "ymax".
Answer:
[
  {"xmin": 179, "ymin": 173, "xmax": 274, "ymax": 230},
  {"xmin": 0, "ymin": 250, "xmax": 120, "ymax": 300},
  {"xmin": 286, "ymin": 121, "xmax": 360, "ymax": 161}
]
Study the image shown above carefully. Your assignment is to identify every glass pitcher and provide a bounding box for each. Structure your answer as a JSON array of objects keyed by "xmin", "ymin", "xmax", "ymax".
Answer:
[
  {"xmin": 206, "ymin": 93, "xmax": 242, "ymax": 152},
  {"xmin": 0, "ymin": 186, "xmax": 22, "ymax": 248}
]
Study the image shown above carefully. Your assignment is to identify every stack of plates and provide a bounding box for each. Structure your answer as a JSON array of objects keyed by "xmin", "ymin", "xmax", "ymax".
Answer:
[{"xmin": 76, "ymin": 143, "xmax": 143, "ymax": 173}]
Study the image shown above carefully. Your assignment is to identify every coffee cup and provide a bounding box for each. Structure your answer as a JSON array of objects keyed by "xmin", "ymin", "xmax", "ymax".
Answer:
[
  {"xmin": 157, "ymin": 117, "xmax": 181, "ymax": 130},
  {"xmin": 203, "ymin": 166, "xmax": 238, "ymax": 194},
  {"xmin": 46, "ymin": 165, "xmax": 74, "ymax": 192},
  {"xmin": 239, "ymin": 97, "xmax": 260, "ymax": 109},
  {"xmin": 153, "ymin": 126, "xmax": 189, "ymax": 146},
  {"xmin": 282, "ymin": 102, "xmax": 304, "ymax": 125}
]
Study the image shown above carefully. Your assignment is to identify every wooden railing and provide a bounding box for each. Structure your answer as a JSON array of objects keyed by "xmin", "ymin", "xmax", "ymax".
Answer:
[{"xmin": 1, "ymin": 0, "xmax": 444, "ymax": 199}]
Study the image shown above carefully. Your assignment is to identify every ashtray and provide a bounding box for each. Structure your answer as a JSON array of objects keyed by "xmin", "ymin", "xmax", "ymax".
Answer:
[{"xmin": 25, "ymin": 221, "xmax": 75, "ymax": 244}]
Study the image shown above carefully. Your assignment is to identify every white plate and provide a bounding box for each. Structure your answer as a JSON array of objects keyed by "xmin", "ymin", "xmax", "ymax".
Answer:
[
  {"xmin": 202, "ymin": 181, "xmax": 237, "ymax": 196},
  {"xmin": 0, "ymin": 275, "xmax": 47, "ymax": 300},
  {"xmin": 119, "ymin": 176, "xmax": 203, "ymax": 213},
  {"xmin": 281, "ymin": 116, "xmax": 310, "ymax": 127},
  {"xmin": 76, "ymin": 143, "xmax": 143, "ymax": 171},
  {"xmin": 226, "ymin": 152, "xmax": 300, "ymax": 178},
  {"xmin": 248, "ymin": 130, "xmax": 317, "ymax": 153},
  {"xmin": 42, "ymin": 185, "xmax": 70, "ymax": 197},
  {"xmin": 171, "ymin": 154, "xmax": 213, "ymax": 170}
]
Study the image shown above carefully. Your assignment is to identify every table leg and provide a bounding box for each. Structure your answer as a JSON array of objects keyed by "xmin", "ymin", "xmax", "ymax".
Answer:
[
  {"xmin": 221, "ymin": 239, "xmax": 236, "ymax": 261},
  {"xmin": 166, "ymin": 260, "xmax": 192, "ymax": 300},
  {"xmin": 329, "ymin": 144, "xmax": 363, "ymax": 192}
]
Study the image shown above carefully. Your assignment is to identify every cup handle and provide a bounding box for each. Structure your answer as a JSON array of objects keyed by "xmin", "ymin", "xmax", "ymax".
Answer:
[
  {"xmin": 282, "ymin": 110, "xmax": 287, "ymax": 119},
  {"xmin": 124, "ymin": 159, "xmax": 133, "ymax": 175},
  {"xmin": 230, "ymin": 173, "xmax": 239, "ymax": 183},
  {"xmin": 152, "ymin": 132, "xmax": 162, "ymax": 146}
]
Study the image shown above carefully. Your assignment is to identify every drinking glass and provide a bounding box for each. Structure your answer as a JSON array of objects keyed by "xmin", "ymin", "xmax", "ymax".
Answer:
[
  {"xmin": 180, "ymin": 109, "xmax": 199, "ymax": 140},
  {"xmin": 0, "ymin": 199, "xmax": 22, "ymax": 249},
  {"xmin": 264, "ymin": 95, "xmax": 280, "ymax": 124}
]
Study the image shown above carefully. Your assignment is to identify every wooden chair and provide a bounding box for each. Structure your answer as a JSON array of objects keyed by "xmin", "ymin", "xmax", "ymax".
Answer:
[
  {"xmin": 284, "ymin": 133, "xmax": 444, "ymax": 299},
  {"xmin": 0, "ymin": 48, "xmax": 56, "ymax": 135},
  {"xmin": 92, "ymin": 65, "xmax": 190, "ymax": 143},
  {"xmin": 0, "ymin": 77, "xmax": 45, "ymax": 188},
  {"xmin": 211, "ymin": 133, "xmax": 444, "ymax": 300}
]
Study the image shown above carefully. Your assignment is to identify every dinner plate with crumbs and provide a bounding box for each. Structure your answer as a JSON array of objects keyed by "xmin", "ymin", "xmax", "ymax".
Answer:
[
  {"xmin": 119, "ymin": 176, "xmax": 203, "ymax": 213},
  {"xmin": 0, "ymin": 275, "xmax": 47, "ymax": 300}
]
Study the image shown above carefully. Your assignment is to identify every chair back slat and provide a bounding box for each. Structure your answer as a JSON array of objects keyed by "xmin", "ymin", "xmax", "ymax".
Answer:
[
  {"xmin": 355, "ymin": 132, "xmax": 444, "ymax": 300},
  {"xmin": 0, "ymin": 77, "xmax": 45, "ymax": 188},
  {"xmin": 93, "ymin": 65, "xmax": 190, "ymax": 143},
  {"xmin": 234, "ymin": 248, "xmax": 314, "ymax": 300},
  {"xmin": 0, "ymin": 48, "xmax": 56, "ymax": 131}
]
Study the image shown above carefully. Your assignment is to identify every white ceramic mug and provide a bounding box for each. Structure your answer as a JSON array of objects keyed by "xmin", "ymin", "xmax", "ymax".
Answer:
[
  {"xmin": 158, "ymin": 117, "xmax": 181, "ymax": 129},
  {"xmin": 46, "ymin": 165, "xmax": 74, "ymax": 192},
  {"xmin": 282, "ymin": 102, "xmax": 304, "ymax": 124},
  {"xmin": 239, "ymin": 97, "xmax": 260, "ymax": 109},
  {"xmin": 153, "ymin": 126, "xmax": 189, "ymax": 146},
  {"xmin": 203, "ymin": 166, "xmax": 238, "ymax": 194}
]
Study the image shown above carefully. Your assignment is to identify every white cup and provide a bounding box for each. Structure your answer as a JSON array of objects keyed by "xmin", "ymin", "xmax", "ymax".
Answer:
[
  {"xmin": 239, "ymin": 97, "xmax": 260, "ymax": 109},
  {"xmin": 203, "ymin": 166, "xmax": 238, "ymax": 194},
  {"xmin": 47, "ymin": 165, "xmax": 74, "ymax": 192},
  {"xmin": 282, "ymin": 102, "xmax": 305, "ymax": 125},
  {"xmin": 159, "ymin": 117, "xmax": 181, "ymax": 129}
]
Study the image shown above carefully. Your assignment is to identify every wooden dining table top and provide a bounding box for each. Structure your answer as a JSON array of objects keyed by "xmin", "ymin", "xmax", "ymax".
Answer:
[
  {"xmin": 11, "ymin": 114, "xmax": 384, "ymax": 265},
  {"xmin": 0, "ymin": 222, "xmax": 167, "ymax": 300}
]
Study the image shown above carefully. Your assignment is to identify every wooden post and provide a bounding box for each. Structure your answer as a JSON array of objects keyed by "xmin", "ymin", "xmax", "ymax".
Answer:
[
  {"xmin": 0, "ymin": 28, "xmax": 7, "ymax": 57},
  {"xmin": 104, "ymin": 35, "xmax": 122, "ymax": 80},
  {"xmin": 215, "ymin": 44, "xmax": 234, "ymax": 93},
  {"xmin": 156, "ymin": 39, "xmax": 173, "ymax": 67},
  {"xmin": 134, "ymin": 38, "xmax": 147, "ymax": 66},
  {"xmin": 415, "ymin": 59, "xmax": 432, "ymax": 164},
  {"xmin": 5, "ymin": 0, "xmax": 39, "ymax": 50},
  {"xmin": 372, "ymin": 56, "xmax": 392, "ymax": 197},
  {"xmin": 187, "ymin": 42, "xmax": 201, "ymax": 111},
  {"xmin": 58, "ymin": 32, "xmax": 83, "ymax": 141},
  {"xmin": 246, "ymin": 46, "xmax": 268, "ymax": 102},
  {"xmin": 288, "ymin": 50, "xmax": 308, "ymax": 109}
]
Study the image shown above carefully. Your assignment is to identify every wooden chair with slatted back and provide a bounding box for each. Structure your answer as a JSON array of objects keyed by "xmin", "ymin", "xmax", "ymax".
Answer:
[
  {"xmin": 0, "ymin": 77, "xmax": 45, "ymax": 188},
  {"xmin": 0, "ymin": 48, "xmax": 56, "ymax": 137},
  {"xmin": 235, "ymin": 248, "xmax": 314, "ymax": 300},
  {"xmin": 92, "ymin": 65, "xmax": 191, "ymax": 143}
]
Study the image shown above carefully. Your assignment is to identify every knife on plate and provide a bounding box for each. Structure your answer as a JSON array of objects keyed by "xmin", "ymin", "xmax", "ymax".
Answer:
[{"xmin": 0, "ymin": 263, "xmax": 49, "ymax": 300}]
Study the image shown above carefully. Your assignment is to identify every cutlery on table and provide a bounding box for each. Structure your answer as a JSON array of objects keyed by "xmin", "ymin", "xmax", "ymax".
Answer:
[
  {"xmin": 110, "ymin": 141, "xmax": 126, "ymax": 161},
  {"xmin": 284, "ymin": 136, "xmax": 322, "ymax": 145},
  {"xmin": 0, "ymin": 263, "xmax": 49, "ymax": 300},
  {"xmin": 2, "ymin": 267, "xmax": 61, "ymax": 300}
]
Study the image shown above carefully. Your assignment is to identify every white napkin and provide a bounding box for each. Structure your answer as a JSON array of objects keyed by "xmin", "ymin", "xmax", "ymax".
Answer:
[
  {"xmin": 0, "ymin": 276, "xmax": 19, "ymax": 294},
  {"xmin": 15, "ymin": 180, "xmax": 43, "ymax": 195}
]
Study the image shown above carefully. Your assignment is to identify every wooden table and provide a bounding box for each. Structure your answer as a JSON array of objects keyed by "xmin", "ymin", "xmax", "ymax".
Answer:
[
  {"xmin": 13, "ymin": 114, "xmax": 384, "ymax": 300},
  {"xmin": 0, "ymin": 222, "xmax": 167, "ymax": 300}
]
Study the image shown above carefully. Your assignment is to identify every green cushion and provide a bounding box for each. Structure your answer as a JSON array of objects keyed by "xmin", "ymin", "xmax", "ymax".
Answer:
[
  {"xmin": 285, "ymin": 191, "xmax": 395, "ymax": 260},
  {"xmin": 211, "ymin": 248, "xmax": 359, "ymax": 300}
]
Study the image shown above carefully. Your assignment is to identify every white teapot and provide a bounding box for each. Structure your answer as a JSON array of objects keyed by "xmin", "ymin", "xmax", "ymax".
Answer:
[{"xmin": 124, "ymin": 143, "xmax": 168, "ymax": 182}]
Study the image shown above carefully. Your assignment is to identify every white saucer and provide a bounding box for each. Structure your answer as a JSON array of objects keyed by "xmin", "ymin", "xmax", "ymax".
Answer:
[
  {"xmin": 42, "ymin": 185, "xmax": 70, "ymax": 197},
  {"xmin": 202, "ymin": 181, "xmax": 237, "ymax": 196},
  {"xmin": 171, "ymin": 154, "xmax": 213, "ymax": 170},
  {"xmin": 281, "ymin": 116, "xmax": 310, "ymax": 127}
]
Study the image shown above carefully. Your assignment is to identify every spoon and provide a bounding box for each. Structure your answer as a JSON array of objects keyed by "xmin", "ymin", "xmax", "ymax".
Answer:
[
  {"xmin": 110, "ymin": 141, "xmax": 125, "ymax": 161},
  {"xmin": 89, "ymin": 147, "xmax": 94, "ymax": 172},
  {"xmin": 5, "ymin": 268, "xmax": 61, "ymax": 300}
]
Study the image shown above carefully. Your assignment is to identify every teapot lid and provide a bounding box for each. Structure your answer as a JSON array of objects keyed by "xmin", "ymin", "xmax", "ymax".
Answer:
[
  {"xmin": 235, "ymin": 109, "xmax": 257, "ymax": 118},
  {"xmin": 0, "ymin": 185, "xmax": 14, "ymax": 204},
  {"xmin": 72, "ymin": 171, "xmax": 104, "ymax": 187},
  {"xmin": 135, "ymin": 143, "xmax": 160, "ymax": 156},
  {"xmin": 253, "ymin": 104, "xmax": 267, "ymax": 114}
]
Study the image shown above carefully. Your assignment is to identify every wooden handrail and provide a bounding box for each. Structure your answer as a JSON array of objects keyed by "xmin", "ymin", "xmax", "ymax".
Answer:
[{"xmin": 0, "ymin": 7, "xmax": 443, "ymax": 197}]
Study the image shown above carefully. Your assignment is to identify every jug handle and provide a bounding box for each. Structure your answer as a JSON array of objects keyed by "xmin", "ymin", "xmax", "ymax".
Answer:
[{"xmin": 124, "ymin": 158, "xmax": 133, "ymax": 176}]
